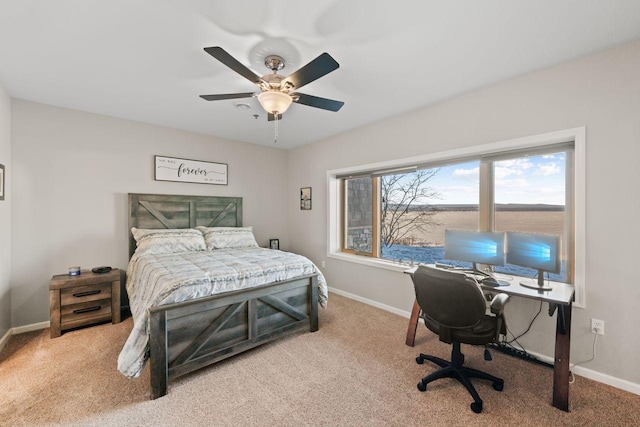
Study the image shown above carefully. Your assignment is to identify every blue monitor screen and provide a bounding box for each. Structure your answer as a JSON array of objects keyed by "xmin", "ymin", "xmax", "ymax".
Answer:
[
  {"xmin": 444, "ymin": 230, "xmax": 505, "ymax": 267},
  {"xmin": 506, "ymin": 232, "xmax": 561, "ymax": 274}
]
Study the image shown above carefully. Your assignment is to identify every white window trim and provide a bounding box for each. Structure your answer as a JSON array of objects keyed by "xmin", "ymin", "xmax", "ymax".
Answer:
[{"xmin": 327, "ymin": 127, "xmax": 586, "ymax": 307}]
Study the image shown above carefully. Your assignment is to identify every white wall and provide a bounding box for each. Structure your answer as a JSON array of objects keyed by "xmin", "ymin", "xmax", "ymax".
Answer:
[
  {"xmin": 288, "ymin": 40, "xmax": 640, "ymax": 386},
  {"xmin": 10, "ymin": 100, "xmax": 290, "ymax": 327},
  {"xmin": 0, "ymin": 82, "xmax": 10, "ymax": 338}
]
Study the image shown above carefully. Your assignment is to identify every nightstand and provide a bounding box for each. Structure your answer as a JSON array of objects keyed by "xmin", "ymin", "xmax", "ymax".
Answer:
[{"xmin": 49, "ymin": 269, "xmax": 121, "ymax": 338}]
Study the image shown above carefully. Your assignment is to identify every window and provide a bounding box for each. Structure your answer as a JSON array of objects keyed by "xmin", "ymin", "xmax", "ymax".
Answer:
[
  {"xmin": 328, "ymin": 128, "xmax": 585, "ymax": 306},
  {"xmin": 492, "ymin": 151, "xmax": 571, "ymax": 283}
]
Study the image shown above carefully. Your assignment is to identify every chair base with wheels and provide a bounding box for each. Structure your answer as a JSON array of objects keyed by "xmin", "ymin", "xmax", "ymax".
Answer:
[{"xmin": 416, "ymin": 342, "xmax": 504, "ymax": 414}]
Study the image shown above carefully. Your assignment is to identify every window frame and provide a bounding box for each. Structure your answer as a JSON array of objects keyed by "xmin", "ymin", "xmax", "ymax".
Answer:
[{"xmin": 327, "ymin": 127, "xmax": 586, "ymax": 307}]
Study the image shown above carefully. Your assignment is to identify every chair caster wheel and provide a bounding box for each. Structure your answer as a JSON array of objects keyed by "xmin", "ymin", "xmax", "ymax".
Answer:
[
  {"xmin": 470, "ymin": 401, "xmax": 483, "ymax": 413},
  {"xmin": 417, "ymin": 382, "xmax": 427, "ymax": 392},
  {"xmin": 493, "ymin": 380, "xmax": 504, "ymax": 391},
  {"xmin": 416, "ymin": 356, "xmax": 424, "ymax": 364}
]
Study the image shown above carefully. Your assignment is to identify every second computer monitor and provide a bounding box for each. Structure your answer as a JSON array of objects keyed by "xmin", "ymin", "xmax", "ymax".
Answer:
[
  {"xmin": 506, "ymin": 231, "xmax": 561, "ymax": 274},
  {"xmin": 444, "ymin": 230, "xmax": 505, "ymax": 269}
]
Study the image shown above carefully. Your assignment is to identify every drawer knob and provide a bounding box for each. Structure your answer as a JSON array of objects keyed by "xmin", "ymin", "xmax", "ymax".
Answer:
[{"xmin": 73, "ymin": 290, "xmax": 101, "ymax": 298}]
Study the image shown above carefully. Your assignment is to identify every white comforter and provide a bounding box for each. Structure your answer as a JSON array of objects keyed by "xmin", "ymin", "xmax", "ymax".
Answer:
[{"xmin": 117, "ymin": 247, "xmax": 328, "ymax": 378}]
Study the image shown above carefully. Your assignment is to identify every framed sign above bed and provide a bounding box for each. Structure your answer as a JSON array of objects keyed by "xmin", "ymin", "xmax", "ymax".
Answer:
[{"xmin": 154, "ymin": 155, "xmax": 228, "ymax": 185}]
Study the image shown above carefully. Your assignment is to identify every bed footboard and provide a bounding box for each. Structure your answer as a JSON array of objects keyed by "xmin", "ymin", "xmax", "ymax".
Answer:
[{"xmin": 148, "ymin": 274, "xmax": 319, "ymax": 399}]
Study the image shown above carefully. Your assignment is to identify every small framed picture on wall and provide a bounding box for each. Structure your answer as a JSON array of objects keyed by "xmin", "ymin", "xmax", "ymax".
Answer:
[
  {"xmin": 300, "ymin": 187, "xmax": 311, "ymax": 210},
  {"xmin": 269, "ymin": 239, "xmax": 280, "ymax": 250}
]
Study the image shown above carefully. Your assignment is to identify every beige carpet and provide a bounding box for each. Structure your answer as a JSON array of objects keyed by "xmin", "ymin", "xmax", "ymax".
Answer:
[{"xmin": 1, "ymin": 293, "xmax": 639, "ymax": 426}]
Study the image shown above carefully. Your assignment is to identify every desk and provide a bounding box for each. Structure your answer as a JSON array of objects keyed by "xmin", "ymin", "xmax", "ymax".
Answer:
[{"xmin": 404, "ymin": 266, "xmax": 575, "ymax": 412}]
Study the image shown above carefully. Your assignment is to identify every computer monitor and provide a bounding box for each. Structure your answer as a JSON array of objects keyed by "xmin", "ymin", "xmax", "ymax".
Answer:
[
  {"xmin": 506, "ymin": 231, "xmax": 561, "ymax": 291},
  {"xmin": 443, "ymin": 230, "xmax": 505, "ymax": 271}
]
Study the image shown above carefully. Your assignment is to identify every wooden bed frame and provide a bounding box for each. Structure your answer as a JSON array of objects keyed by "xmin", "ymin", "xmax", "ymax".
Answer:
[{"xmin": 128, "ymin": 193, "xmax": 319, "ymax": 399}]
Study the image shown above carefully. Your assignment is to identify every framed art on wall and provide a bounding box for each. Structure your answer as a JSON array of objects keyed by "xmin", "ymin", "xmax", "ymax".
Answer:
[
  {"xmin": 269, "ymin": 239, "xmax": 280, "ymax": 250},
  {"xmin": 0, "ymin": 163, "xmax": 4, "ymax": 201},
  {"xmin": 300, "ymin": 187, "xmax": 311, "ymax": 210},
  {"xmin": 154, "ymin": 155, "xmax": 228, "ymax": 185}
]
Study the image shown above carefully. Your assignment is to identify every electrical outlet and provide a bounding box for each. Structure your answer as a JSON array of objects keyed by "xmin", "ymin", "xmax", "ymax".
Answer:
[
  {"xmin": 321, "ymin": 260, "xmax": 325, "ymax": 268},
  {"xmin": 591, "ymin": 318, "xmax": 605, "ymax": 335}
]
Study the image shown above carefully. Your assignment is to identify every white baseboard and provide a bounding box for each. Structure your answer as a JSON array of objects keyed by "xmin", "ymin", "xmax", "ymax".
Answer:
[
  {"xmin": 329, "ymin": 286, "xmax": 413, "ymax": 318},
  {"xmin": 328, "ymin": 287, "xmax": 640, "ymax": 396},
  {"xmin": 12, "ymin": 321, "xmax": 50, "ymax": 335},
  {"xmin": 571, "ymin": 364, "xmax": 640, "ymax": 395},
  {"xmin": 520, "ymin": 348, "xmax": 639, "ymax": 395},
  {"xmin": 0, "ymin": 328, "xmax": 11, "ymax": 354}
]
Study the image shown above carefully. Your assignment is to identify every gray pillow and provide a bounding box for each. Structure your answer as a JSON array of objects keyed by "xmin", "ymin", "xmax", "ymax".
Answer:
[
  {"xmin": 196, "ymin": 226, "xmax": 259, "ymax": 250},
  {"xmin": 131, "ymin": 228, "xmax": 206, "ymax": 255}
]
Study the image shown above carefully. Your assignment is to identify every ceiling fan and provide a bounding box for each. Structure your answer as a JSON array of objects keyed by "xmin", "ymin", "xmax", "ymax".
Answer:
[{"xmin": 200, "ymin": 46, "xmax": 344, "ymax": 122}]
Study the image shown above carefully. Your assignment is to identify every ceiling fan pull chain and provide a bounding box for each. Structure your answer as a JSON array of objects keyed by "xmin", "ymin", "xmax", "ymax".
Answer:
[{"xmin": 274, "ymin": 112, "xmax": 279, "ymax": 143}]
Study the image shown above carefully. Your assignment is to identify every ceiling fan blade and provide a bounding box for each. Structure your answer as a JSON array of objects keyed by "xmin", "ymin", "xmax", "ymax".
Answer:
[
  {"xmin": 200, "ymin": 92, "xmax": 255, "ymax": 101},
  {"xmin": 267, "ymin": 113, "xmax": 283, "ymax": 122},
  {"xmin": 204, "ymin": 46, "xmax": 263, "ymax": 85},
  {"xmin": 292, "ymin": 93, "xmax": 344, "ymax": 112},
  {"xmin": 283, "ymin": 52, "xmax": 339, "ymax": 90}
]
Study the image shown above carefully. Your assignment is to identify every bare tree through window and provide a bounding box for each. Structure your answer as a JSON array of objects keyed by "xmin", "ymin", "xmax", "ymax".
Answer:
[{"xmin": 380, "ymin": 169, "xmax": 441, "ymax": 247}]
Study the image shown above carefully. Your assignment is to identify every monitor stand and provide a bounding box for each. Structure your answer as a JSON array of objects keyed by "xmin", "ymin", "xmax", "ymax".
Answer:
[{"xmin": 519, "ymin": 269, "xmax": 553, "ymax": 291}]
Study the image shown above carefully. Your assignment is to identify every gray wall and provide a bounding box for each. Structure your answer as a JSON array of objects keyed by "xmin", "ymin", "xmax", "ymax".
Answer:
[
  {"xmin": 287, "ymin": 40, "xmax": 640, "ymax": 386},
  {"xmin": 0, "ymin": 83, "xmax": 10, "ymax": 338},
  {"xmin": 10, "ymin": 100, "xmax": 290, "ymax": 327}
]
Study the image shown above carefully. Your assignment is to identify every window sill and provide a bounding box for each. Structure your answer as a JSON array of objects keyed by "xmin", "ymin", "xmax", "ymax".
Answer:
[{"xmin": 327, "ymin": 251, "xmax": 420, "ymax": 274}]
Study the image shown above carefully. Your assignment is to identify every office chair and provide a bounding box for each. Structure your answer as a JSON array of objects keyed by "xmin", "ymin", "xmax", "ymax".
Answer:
[{"xmin": 412, "ymin": 266, "xmax": 509, "ymax": 413}]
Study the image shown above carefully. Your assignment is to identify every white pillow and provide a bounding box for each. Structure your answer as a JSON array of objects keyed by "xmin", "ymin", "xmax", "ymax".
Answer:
[
  {"xmin": 131, "ymin": 228, "xmax": 206, "ymax": 255},
  {"xmin": 196, "ymin": 226, "xmax": 259, "ymax": 250}
]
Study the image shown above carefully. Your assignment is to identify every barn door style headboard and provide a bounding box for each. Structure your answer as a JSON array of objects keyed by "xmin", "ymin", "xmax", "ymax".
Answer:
[{"xmin": 128, "ymin": 193, "xmax": 243, "ymax": 257}]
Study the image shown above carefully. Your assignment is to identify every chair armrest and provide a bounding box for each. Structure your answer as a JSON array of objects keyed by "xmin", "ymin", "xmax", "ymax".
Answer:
[{"xmin": 490, "ymin": 293, "xmax": 510, "ymax": 316}]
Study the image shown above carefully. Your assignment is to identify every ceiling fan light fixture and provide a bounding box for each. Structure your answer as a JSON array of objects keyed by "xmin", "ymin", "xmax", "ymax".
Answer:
[{"xmin": 258, "ymin": 90, "xmax": 292, "ymax": 114}]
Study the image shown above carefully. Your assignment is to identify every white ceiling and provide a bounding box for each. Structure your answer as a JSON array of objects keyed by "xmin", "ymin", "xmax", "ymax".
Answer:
[{"xmin": 1, "ymin": 1, "xmax": 640, "ymax": 149}]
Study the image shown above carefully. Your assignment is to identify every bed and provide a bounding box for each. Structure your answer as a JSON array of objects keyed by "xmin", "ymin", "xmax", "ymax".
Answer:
[{"xmin": 118, "ymin": 193, "xmax": 327, "ymax": 399}]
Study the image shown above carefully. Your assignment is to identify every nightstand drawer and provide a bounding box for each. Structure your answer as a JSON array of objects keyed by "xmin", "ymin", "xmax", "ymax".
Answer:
[
  {"xmin": 61, "ymin": 299, "xmax": 112, "ymax": 327},
  {"xmin": 61, "ymin": 283, "xmax": 111, "ymax": 306}
]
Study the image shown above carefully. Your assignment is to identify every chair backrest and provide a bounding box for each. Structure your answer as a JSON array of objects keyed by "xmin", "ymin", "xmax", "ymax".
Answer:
[{"xmin": 413, "ymin": 266, "xmax": 487, "ymax": 330}]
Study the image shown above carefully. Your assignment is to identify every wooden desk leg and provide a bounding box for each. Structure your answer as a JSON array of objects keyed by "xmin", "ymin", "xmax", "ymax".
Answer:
[
  {"xmin": 405, "ymin": 300, "xmax": 421, "ymax": 347},
  {"xmin": 553, "ymin": 303, "xmax": 572, "ymax": 412}
]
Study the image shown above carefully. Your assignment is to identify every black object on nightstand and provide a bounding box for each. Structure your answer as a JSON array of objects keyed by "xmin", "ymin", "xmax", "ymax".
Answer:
[{"xmin": 92, "ymin": 266, "xmax": 112, "ymax": 274}]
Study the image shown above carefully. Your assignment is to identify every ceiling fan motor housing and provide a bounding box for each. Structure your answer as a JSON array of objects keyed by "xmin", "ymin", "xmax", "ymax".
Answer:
[{"xmin": 264, "ymin": 55, "xmax": 285, "ymax": 71}]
